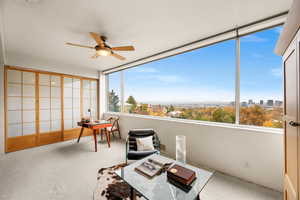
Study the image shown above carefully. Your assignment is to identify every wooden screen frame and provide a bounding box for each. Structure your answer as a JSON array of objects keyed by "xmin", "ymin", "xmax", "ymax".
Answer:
[{"xmin": 4, "ymin": 65, "xmax": 99, "ymax": 152}]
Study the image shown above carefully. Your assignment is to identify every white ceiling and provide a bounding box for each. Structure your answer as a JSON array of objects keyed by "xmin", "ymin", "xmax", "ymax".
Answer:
[{"xmin": 1, "ymin": 0, "xmax": 292, "ymax": 72}]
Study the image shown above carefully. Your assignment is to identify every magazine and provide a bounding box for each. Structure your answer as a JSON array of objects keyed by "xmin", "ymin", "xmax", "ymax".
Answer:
[{"xmin": 135, "ymin": 159, "xmax": 163, "ymax": 178}]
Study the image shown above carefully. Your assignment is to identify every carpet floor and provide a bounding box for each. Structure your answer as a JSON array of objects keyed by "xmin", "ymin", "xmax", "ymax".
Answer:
[{"xmin": 0, "ymin": 137, "xmax": 282, "ymax": 200}]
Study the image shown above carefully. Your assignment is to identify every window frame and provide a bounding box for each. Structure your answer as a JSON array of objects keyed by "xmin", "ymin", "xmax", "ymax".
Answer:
[{"xmin": 105, "ymin": 24, "xmax": 284, "ymax": 130}]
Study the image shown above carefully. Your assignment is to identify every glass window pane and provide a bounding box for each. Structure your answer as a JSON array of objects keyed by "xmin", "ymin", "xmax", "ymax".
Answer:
[
  {"xmin": 240, "ymin": 26, "xmax": 283, "ymax": 128},
  {"xmin": 23, "ymin": 72, "xmax": 35, "ymax": 84},
  {"xmin": 108, "ymin": 72, "xmax": 121, "ymax": 112},
  {"xmin": 7, "ymin": 70, "xmax": 21, "ymax": 83},
  {"xmin": 7, "ymin": 97, "xmax": 22, "ymax": 110},
  {"xmin": 8, "ymin": 124, "xmax": 22, "ymax": 137},
  {"xmin": 122, "ymin": 40, "xmax": 236, "ymax": 123},
  {"xmin": 39, "ymin": 74, "xmax": 50, "ymax": 85}
]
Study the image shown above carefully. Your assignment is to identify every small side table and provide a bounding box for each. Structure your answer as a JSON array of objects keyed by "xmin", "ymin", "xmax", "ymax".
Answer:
[{"xmin": 77, "ymin": 120, "xmax": 112, "ymax": 152}]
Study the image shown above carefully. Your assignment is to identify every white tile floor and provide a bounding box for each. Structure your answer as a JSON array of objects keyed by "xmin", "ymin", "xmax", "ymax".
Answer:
[{"xmin": 0, "ymin": 137, "xmax": 282, "ymax": 200}]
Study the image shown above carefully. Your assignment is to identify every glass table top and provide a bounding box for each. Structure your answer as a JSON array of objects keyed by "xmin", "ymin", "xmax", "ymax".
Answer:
[{"xmin": 115, "ymin": 154, "xmax": 214, "ymax": 200}]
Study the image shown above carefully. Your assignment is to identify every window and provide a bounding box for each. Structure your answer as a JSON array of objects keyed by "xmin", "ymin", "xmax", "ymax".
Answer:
[
  {"xmin": 112, "ymin": 40, "xmax": 237, "ymax": 124},
  {"xmin": 83, "ymin": 79, "xmax": 98, "ymax": 119},
  {"xmin": 106, "ymin": 26, "xmax": 283, "ymax": 129},
  {"xmin": 240, "ymin": 27, "xmax": 283, "ymax": 128},
  {"xmin": 108, "ymin": 72, "xmax": 121, "ymax": 112}
]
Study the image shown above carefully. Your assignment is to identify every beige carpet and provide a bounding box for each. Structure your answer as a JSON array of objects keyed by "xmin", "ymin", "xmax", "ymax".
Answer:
[{"xmin": 0, "ymin": 137, "xmax": 282, "ymax": 200}]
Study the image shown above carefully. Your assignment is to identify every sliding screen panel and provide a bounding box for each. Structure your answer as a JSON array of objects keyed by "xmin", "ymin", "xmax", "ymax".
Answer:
[
  {"xmin": 39, "ymin": 74, "xmax": 51, "ymax": 133},
  {"xmin": 72, "ymin": 78, "xmax": 81, "ymax": 128},
  {"xmin": 82, "ymin": 79, "xmax": 98, "ymax": 120},
  {"xmin": 7, "ymin": 70, "xmax": 36, "ymax": 137},
  {"xmin": 63, "ymin": 77, "xmax": 73, "ymax": 130}
]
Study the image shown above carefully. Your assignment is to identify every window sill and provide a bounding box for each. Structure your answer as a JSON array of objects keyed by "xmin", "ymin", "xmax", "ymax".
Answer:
[{"xmin": 104, "ymin": 112, "xmax": 283, "ymax": 135}]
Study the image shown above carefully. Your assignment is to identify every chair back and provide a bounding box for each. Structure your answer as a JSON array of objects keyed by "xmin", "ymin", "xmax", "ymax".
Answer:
[
  {"xmin": 107, "ymin": 116, "xmax": 120, "ymax": 130},
  {"xmin": 128, "ymin": 129, "xmax": 160, "ymax": 151}
]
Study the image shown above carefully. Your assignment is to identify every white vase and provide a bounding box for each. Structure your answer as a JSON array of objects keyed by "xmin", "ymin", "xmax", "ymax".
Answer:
[{"xmin": 176, "ymin": 135, "xmax": 186, "ymax": 164}]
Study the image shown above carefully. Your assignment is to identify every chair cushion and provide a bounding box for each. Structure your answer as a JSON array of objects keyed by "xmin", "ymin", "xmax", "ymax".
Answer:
[
  {"xmin": 136, "ymin": 136, "xmax": 155, "ymax": 151},
  {"xmin": 127, "ymin": 150, "xmax": 158, "ymax": 160},
  {"xmin": 128, "ymin": 129, "xmax": 155, "ymax": 137}
]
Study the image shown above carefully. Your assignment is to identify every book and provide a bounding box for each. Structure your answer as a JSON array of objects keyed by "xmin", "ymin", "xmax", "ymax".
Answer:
[
  {"xmin": 167, "ymin": 164, "xmax": 196, "ymax": 186},
  {"xmin": 135, "ymin": 160, "xmax": 163, "ymax": 178}
]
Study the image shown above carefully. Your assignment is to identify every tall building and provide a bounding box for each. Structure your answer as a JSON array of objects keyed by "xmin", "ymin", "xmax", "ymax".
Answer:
[
  {"xmin": 275, "ymin": 100, "xmax": 283, "ymax": 107},
  {"xmin": 260, "ymin": 100, "xmax": 264, "ymax": 105},
  {"xmin": 248, "ymin": 99, "xmax": 254, "ymax": 104},
  {"xmin": 267, "ymin": 100, "xmax": 274, "ymax": 107}
]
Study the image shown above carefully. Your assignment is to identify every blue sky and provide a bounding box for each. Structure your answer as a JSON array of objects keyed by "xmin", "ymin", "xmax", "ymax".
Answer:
[{"xmin": 109, "ymin": 26, "xmax": 283, "ymax": 103}]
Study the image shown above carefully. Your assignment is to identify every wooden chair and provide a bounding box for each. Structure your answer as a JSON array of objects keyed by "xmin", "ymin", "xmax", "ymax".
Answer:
[{"xmin": 100, "ymin": 117, "xmax": 121, "ymax": 140}]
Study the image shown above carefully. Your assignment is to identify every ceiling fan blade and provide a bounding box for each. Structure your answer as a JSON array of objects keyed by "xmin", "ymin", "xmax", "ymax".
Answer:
[
  {"xmin": 111, "ymin": 46, "xmax": 135, "ymax": 51},
  {"xmin": 111, "ymin": 53, "xmax": 126, "ymax": 60},
  {"xmin": 89, "ymin": 32, "xmax": 104, "ymax": 46},
  {"xmin": 91, "ymin": 54, "xmax": 99, "ymax": 59},
  {"xmin": 65, "ymin": 42, "xmax": 94, "ymax": 49}
]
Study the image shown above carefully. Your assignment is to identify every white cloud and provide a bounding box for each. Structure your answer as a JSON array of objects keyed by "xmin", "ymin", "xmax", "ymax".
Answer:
[
  {"xmin": 274, "ymin": 27, "xmax": 283, "ymax": 34},
  {"xmin": 135, "ymin": 67, "xmax": 158, "ymax": 73},
  {"xmin": 242, "ymin": 35, "xmax": 267, "ymax": 43},
  {"xmin": 271, "ymin": 67, "xmax": 282, "ymax": 78}
]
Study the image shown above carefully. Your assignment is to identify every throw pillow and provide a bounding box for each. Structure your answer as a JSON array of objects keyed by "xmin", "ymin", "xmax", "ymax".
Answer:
[{"xmin": 136, "ymin": 136, "xmax": 155, "ymax": 151}]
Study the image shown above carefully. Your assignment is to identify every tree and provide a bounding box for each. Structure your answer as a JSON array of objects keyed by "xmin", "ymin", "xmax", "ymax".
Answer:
[
  {"xmin": 167, "ymin": 105, "xmax": 175, "ymax": 113},
  {"xmin": 126, "ymin": 96, "xmax": 137, "ymax": 113},
  {"xmin": 108, "ymin": 90, "xmax": 120, "ymax": 112},
  {"xmin": 240, "ymin": 105, "xmax": 267, "ymax": 126},
  {"xmin": 212, "ymin": 108, "xmax": 235, "ymax": 123}
]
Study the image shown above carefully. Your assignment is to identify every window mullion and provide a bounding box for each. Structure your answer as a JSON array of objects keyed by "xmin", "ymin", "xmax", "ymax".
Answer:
[{"xmin": 235, "ymin": 37, "xmax": 241, "ymax": 124}]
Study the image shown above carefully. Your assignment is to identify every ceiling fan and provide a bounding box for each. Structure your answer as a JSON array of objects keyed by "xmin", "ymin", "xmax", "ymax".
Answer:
[{"xmin": 65, "ymin": 32, "xmax": 135, "ymax": 60}]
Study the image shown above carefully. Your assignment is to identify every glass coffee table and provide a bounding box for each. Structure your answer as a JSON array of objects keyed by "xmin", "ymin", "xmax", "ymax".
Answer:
[{"xmin": 115, "ymin": 154, "xmax": 214, "ymax": 200}]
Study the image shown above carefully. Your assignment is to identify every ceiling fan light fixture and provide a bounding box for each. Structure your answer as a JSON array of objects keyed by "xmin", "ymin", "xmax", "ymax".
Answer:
[{"xmin": 96, "ymin": 49, "xmax": 111, "ymax": 56}]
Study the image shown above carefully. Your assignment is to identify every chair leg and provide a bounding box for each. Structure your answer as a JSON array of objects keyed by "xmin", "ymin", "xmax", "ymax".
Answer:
[
  {"xmin": 118, "ymin": 130, "xmax": 121, "ymax": 139},
  {"xmin": 105, "ymin": 128, "xmax": 111, "ymax": 148},
  {"xmin": 77, "ymin": 127, "xmax": 84, "ymax": 143},
  {"xmin": 93, "ymin": 129, "xmax": 97, "ymax": 152},
  {"xmin": 100, "ymin": 129, "xmax": 103, "ymax": 141}
]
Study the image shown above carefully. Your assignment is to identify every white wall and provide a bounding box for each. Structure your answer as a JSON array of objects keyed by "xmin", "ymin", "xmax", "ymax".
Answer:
[{"xmin": 104, "ymin": 113, "xmax": 284, "ymax": 191}]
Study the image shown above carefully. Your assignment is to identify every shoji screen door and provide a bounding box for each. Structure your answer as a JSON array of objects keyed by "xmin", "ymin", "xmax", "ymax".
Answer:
[
  {"xmin": 38, "ymin": 73, "xmax": 62, "ymax": 145},
  {"xmin": 6, "ymin": 69, "xmax": 37, "ymax": 152},
  {"xmin": 5, "ymin": 66, "xmax": 99, "ymax": 152}
]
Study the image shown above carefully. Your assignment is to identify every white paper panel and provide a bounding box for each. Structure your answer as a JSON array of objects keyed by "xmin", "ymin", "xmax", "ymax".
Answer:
[
  {"xmin": 91, "ymin": 90, "xmax": 97, "ymax": 100},
  {"xmin": 23, "ymin": 72, "xmax": 35, "ymax": 84},
  {"xmin": 23, "ymin": 98, "xmax": 35, "ymax": 110},
  {"xmin": 83, "ymin": 80, "xmax": 90, "ymax": 89},
  {"xmin": 83, "ymin": 89, "xmax": 90, "ymax": 98},
  {"xmin": 51, "ymin": 98, "xmax": 61, "ymax": 109},
  {"xmin": 23, "ymin": 110, "xmax": 35, "ymax": 123},
  {"xmin": 73, "ymin": 79, "xmax": 81, "ymax": 88},
  {"xmin": 7, "ymin": 84, "xmax": 21, "ymax": 96},
  {"xmin": 64, "ymin": 87, "xmax": 72, "ymax": 98},
  {"xmin": 73, "ymin": 98, "xmax": 81, "ymax": 109},
  {"xmin": 64, "ymin": 77, "xmax": 73, "ymax": 87},
  {"xmin": 51, "ymin": 120, "xmax": 61, "ymax": 131},
  {"xmin": 64, "ymin": 98, "xmax": 72, "ymax": 109},
  {"xmin": 8, "ymin": 124, "xmax": 22, "ymax": 137},
  {"xmin": 23, "ymin": 123, "xmax": 36, "ymax": 135},
  {"xmin": 7, "ymin": 70, "xmax": 21, "ymax": 83},
  {"xmin": 7, "ymin": 97, "xmax": 22, "ymax": 110},
  {"xmin": 51, "ymin": 87, "xmax": 61, "ymax": 98},
  {"xmin": 39, "ymin": 86, "xmax": 50, "ymax": 98},
  {"xmin": 8, "ymin": 110, "xmax": 22, "ymax": 124},
  {"xmin": 39, "ymin": 74, "xmax": 50, "ymax": 85},
  {"xmin": 64, "ymin": 120, "xmax": 73, "ymax": 130},
  {"xmin": 64, "ymin": 109, "xmax": 73, "ymax": 120},
  {"xmin": 51, "ymin": 109, "xmax": 61, "ymax": 120},
  {"xmin": 91, "ymin": 81, "xmax": 97, "ymax": 90},
  {"xmin": 40, "ymin": 110, "xmax": 50, "ymax": 121},
  {"xmin": 39, "ymin": 98, "xmax": 50, "ymax": 109},
  {"xmin": 23, "ymin": 85, "xmax": 36, "ymax": 97},
  {"xmin": 73, "ymin": 109, "xmax": 81, "ymax": 118},
  {"xmin": 40, "ymin": 121, "xmax": 51, "ymax": 133},
  {"xmin": 51, "ymin": 76, "xmax": 61, "ymax": 86},
  {"xmin": 73, "ymin": 88, "xmax": 81, "ymax": 98}
]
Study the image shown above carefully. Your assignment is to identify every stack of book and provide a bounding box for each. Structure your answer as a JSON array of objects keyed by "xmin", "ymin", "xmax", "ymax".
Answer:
[{"xmin": 167, "ymin": 164, "xmax": 196, "ymax": 192}]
